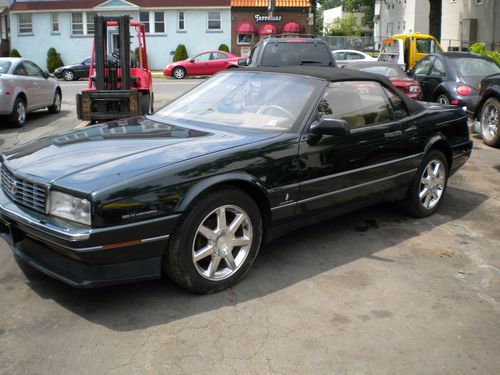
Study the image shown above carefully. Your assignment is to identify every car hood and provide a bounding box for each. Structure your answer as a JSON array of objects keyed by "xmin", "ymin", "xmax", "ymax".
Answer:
[{"xmin": 1, "ymin": 116, "xmax": 281, "ymax": 193}]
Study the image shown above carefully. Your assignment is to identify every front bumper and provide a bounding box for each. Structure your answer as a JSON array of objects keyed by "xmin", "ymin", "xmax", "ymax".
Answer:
[
  {"xmin": 0, "ymin": 188, "xmax": 180, "ymax": 287},
  {"xmin": 53, "ymin": 71, "xmax": 64, "ymax": 79}
]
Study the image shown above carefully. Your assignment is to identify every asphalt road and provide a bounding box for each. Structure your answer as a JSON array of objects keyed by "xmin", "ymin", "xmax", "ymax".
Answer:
[{"xmin": 0, "ymin": 81, "xmax": 499, "ymax": 374}]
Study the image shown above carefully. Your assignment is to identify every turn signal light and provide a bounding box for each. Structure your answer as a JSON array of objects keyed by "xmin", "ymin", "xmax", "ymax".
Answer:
[{"xmin": 456, "ymin": 85, "xmax": 471, "ymax": 96}]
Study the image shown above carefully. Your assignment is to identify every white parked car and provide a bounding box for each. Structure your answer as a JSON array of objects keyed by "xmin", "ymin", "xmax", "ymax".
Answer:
[
  {"xmin": 0, "ymin": 58, "xmax": 61, "ymax": 128},
  {"xmin": 332, "ymin": 49, "xmax": 377, "ymax": 67}
]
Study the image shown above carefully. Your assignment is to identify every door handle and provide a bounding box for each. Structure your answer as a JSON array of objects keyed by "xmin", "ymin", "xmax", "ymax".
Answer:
[{"xmin": 384, "ymin": 130, "xmax": 402, "ymax": 139}]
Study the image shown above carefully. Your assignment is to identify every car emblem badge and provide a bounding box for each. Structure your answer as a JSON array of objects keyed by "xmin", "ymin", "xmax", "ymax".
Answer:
[{"xmin": 10, "ymin": 182, "xmax": 17, "ymax": 195}]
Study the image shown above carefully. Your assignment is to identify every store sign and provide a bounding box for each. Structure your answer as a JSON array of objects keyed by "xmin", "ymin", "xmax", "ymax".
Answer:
[{"xmin": 254, "ymin": 14, "xmax": 282, "ymax": 22}]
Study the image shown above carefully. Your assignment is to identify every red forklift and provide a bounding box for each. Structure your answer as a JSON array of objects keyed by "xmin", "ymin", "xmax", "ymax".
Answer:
[{"xmin": 76, "ymin": 15, "xmax": 154, "ymax": 123}]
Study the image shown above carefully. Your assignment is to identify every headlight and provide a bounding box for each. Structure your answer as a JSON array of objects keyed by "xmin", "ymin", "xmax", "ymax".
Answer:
[{"xmin": 49, "ymin": 191, "xmax": 91, "ymax": 226}]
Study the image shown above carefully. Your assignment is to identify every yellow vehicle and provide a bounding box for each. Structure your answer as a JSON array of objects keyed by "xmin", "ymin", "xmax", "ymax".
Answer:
[{"xmin": 378, "ymin": 33, "xmax": 443, "ymax": 70}]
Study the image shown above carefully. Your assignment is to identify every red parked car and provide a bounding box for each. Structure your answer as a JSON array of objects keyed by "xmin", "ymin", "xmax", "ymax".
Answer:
[
  {"xmin": 164, "ymin": 50, "xmax": 242, "ymax": 79},
  {"xmin": 345, "ymin": 62, "xmax": 423, "ymax": 100}
]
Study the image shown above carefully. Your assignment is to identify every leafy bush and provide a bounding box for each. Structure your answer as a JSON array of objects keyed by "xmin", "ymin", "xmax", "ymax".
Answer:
[
  {"xmin": 9, "ymin": 49, "xmax": 21, "ymax": 57},
  {"xmin": 173, "ymin": 44, "xmax": 188, "ymax": 62},
  {"xmin": 469, "ymin": 43, "xmax": 500, "ymax": 64},
  {"xmin": 218, "ymin": 44, "xmax": 230, "ymax": 53},
  {"xmin": 46, "ymin": 47, "xmax": 64, "ymax": 73}
]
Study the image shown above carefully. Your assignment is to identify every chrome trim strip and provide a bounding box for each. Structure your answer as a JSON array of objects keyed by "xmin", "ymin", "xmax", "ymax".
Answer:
[
  {"xmin": 300, "ymin": 153, "xmax": 423, "ymax": 186},
  {"xmin": 36, "ymin": 234, "xmax": 172, "ymax": 253},
  {"xmin": 0, "ymin": 190, "xmax": 181, "ymax": 242},
  {"xmin": 297, "ymin": 169, "xmax": 417, "ymax": 205},
  {"xmin": 271, "ymin": 169, "xmax": 416, "ymax": 210}
]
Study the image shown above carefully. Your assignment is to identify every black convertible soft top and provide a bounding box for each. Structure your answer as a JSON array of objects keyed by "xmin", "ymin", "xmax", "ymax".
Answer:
[{"xmin": 229, "ymin": 66, "xmax": 424, "ymax": 115}]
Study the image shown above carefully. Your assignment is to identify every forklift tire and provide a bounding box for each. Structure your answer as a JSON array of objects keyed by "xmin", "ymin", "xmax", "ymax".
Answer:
[
  {"xmin": 150, "ymin": 92, "xmax": 154, "ymax": 114},
  {"xmin": 140, "ymin": 93, "xmax": 150, "ymax": 115},
  {"xmin": 76, "ymin": 94, "xmax": 82, "ymax": 120}
]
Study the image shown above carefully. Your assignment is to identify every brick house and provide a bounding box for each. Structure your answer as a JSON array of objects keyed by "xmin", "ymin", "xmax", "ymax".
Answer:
[{"xmin": 231, "ymin": 0, "xmax": 313, "ymax": 56}]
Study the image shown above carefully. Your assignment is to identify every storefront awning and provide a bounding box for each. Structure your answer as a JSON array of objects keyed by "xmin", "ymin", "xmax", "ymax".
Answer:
[
  {"xmin": 236, "ymin": 21, "xmax": 257, "ymax": 34},
  {"xmin": 258, "ymin": 24, "xmax": 278, "ymax": 36},
  {"xmin": 283, "ymin": 22, "xmax": 301, "ymax": 33}
]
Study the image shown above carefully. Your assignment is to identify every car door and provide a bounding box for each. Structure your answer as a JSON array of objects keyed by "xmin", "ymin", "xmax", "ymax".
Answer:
[
  {"xmin": 75, "ymin": 58, "xmax": 91, "ymax": 79},
  {"xmin": 12, "ymin": 61, "xmax": 39, "ymax": 110},
  {"xmin": 296, "ymin": 80, "xmax": 406, "ymax": 220},
  {"xmin": 426, "ymin": 56, "xmax": 447, "ymax": 100},
  {"xmin": 412, "ymin": 56, "xmax": 434, "ymax": 100},
  {"xmin": 24, "ymin": 60, "xmax": 53, "ymax": 107},
  {"xmin": 209, "ymin": 52, "xmax": 231, "ymax": 73},
  {"xmin": 188, "ymin": 52, "xmax": 212, "ymax": 75}
]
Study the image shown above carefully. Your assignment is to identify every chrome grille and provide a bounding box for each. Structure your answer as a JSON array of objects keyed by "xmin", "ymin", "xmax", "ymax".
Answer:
[{"xmin": 1, "ymin": 165, "xmax": 47, "ymax": 213}]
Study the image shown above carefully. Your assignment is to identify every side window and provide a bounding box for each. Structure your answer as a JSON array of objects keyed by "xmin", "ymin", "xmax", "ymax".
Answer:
[
  {"xmin": 211, "ymin": 53, "xmax": 227, "ymax": 60},
  {"xmin": 13, "ymin": 62, "xmax": 29, "ymax": 76},
  {"xmin": 430, "ymin": 58, "xmax": 445, "ymax": 77},
  {"xmin": 318, "ymin": 81, "xmax": 394, "ymax": 130},
  {"xmin": 416, "ymin": 39, "xmax": 432, "ymax": 53},
  {"xmin": 333, "ymin": 52, "xmax": 344, "ymax": 60},
  {"xmin": 193, "ymin": 53, "xmax": 210, "ymax": 62},
  {"xmin": 413, "ymin": 58, "xmax": 431, "ymax": 75},
  {"xmin": 383, "ymin": 87, "xmax": 408, "ymax": 120},
  {"xmin": 346, "ymin": 52, "xmax": 363, "ymax": 60},
  {"xmin": 23, "ymin": 61, "xmax": 44, "ymax": 78},
  {"xmin": 248, "ymin": 42, "xmax": 261, "ymax": 66}
]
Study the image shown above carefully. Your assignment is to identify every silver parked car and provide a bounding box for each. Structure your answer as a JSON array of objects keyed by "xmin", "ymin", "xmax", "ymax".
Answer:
[{"xmin": 0, "ymin": 58, "xmax": 61, "ymax": 128}]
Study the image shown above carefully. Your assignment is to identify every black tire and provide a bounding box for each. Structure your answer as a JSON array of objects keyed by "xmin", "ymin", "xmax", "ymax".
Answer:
[
  {"xmin": 436, "ymin": 94, "xmax": 450, "ymax": 105},
  {"xmin": 8, "ymin": 97, "xmax": 27, "ymax": 128},
  {"xmin": 399, "ymin": 150, "xmax": 449, "ymax": 218},
  {"xmin": 47, "ymin": 90, "xmax": 62, "ymax": 114},
  {"xmin": 150, "ymin": 92, "xmax": 155, "ymax": 113},
  {"xmin": 172, "ymin": 67, "xmax": 186, "ymax": 79},
  {"xmin": 62, "ymin": 70, "xmax": 75, "ymax": 81},
  {"xmin": 140, "ymin": 93, "xmax": 150, "ymax": 115},
  {"xmin": 479, "ymin": 97, "xmax": 500, "ymax": 148},
  {"xmin": 165, "ymin": 188, "xmax": 263, "ymax": 294}
]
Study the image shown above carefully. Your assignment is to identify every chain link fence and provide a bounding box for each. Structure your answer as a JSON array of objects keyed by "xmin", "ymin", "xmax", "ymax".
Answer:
[{"xmin": 321, "ymin": 35, "xmax": 500, "ymax": 54}]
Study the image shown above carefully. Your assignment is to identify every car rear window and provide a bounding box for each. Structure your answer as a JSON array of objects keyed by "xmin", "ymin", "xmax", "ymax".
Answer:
[
  {"xmin": 261, "ymin": 42, "xmax": 332, "ymax": 67},
  {"xmin": 451, "ymin": 57, "xmax": 500, "ymax": 77},
  {"xmin": 0, "ymin": 61, "xmax": 12, "ymax": 74}
]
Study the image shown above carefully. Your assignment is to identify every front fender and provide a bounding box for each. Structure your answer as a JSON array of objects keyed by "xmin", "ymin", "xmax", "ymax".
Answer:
[{"xmin": 177, "ymin": 172, "xmax": 271, "ymax": 212}]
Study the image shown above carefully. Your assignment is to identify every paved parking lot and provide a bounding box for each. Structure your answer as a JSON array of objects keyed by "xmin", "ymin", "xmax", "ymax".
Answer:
[{"xmin": 0, "ymin": 80, "xmax": 499, "ymax": 374}]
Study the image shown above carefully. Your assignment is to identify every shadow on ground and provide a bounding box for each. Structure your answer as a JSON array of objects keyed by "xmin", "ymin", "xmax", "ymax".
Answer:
[
  {"xmin": 18, "ymin": 186, "xmax": 488, "ymax": 331},
  {"xmin": 0, "ymin": 110, "xmax": 72, "ymax": 134}
]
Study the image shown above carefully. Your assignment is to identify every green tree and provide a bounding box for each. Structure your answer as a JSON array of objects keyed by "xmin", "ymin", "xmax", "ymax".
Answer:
[
  {"xmin": 46, "ymin": 47, "xmax": 64, "ymax": 73},
  {"xmin": 218, "ymin": 43, "xmax": 230, "ymax": 53},
  {"xmin": 324, "ymin": 15, "xmax": 360, "ymax": 36},
  {"xmin": 9, "ymin": 49, "xmax": 21, "ymax": 57},
  {"xmin": 469, "ymin": 43, "xmax": 500, "ymax": 64},
  {"xmin": 173, "ymin": 44, "xmax": 188, "ymax": 62}
]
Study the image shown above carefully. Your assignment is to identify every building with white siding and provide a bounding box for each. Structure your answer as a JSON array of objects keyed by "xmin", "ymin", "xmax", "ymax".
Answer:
[
  {"xmin": 9, "ymin": 0, "xmax": 231, "ymax": 70},
  {"xmin": 374, "ymin": 0, "xmax": 430, "ymax": 42}
]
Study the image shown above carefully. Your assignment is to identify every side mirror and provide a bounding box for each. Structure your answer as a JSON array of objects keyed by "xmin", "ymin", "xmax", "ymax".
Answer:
[
  {"xmin": 311, "ymin": 118, "xmax": 350, "ymax": 137},
  {"xmin": 43, "ymin": 71, "xmax": 50, "ymax": 79},
  {"xmin": 237, "ymin": 58, "xmax": 248, "ymax": 67}
]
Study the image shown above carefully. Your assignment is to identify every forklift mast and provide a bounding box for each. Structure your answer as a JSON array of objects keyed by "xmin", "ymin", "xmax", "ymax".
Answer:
[
  {"xmin": 94, "ymin": 15, "xmax": 131, "ymax": 91},
  {"xmin": 76, "ymin": 15, "xmax": 153, "ymax": 123}
]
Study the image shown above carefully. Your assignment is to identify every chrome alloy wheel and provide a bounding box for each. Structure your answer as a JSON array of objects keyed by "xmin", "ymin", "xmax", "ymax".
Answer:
[
  {"xmin": 419, "ymin": 159, "xmax": 446, "ymax": 209},
  {"xmin": 481, "ymin": 101, "xmax": 498, "ymax": 141},
  {"xmin": 437, "ymin": 95, "xmax": 449, "ymax": 105},
  {"xmin": 17, "ymin": 101, "xmax": 26, "ymax": 124},
  {"xmin": 192, "ymin": 205, "xmax": 253, "ymax": 281},
  {"xmin": 63, "ymin": 70, "xmax": 74, "ymax": 81},
  {"xmin": 173, "ymin": 68, "xmax": 185, "ymax": 79}
]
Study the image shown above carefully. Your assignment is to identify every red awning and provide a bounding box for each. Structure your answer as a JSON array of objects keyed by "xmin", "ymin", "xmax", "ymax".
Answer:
[
  {"xmin": 236, "ymin": 21, "xmax": 257, "ymax": 34},
  {"xmin": 258, "ymin": 24, "xmax": 278, "ymax": 36},
  {"xmin": 283, "ymin": 22, "xmax": 301, "ymax": 33}
]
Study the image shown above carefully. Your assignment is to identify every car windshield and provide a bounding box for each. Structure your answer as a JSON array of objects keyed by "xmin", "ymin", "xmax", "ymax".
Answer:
[
  {"xmin": 357, "ymin": 65, "xmax": 404, "ymax": 78},
  {"xmin": 155, "ymin": 71, "xmax": 319, "ymax": 132},
  {"xmin": 261, "ymin": 43, "xmax": 332, "ymax": 66},
  {"xmin": 451, "ymin": 57, "xmax": 500, "ymax": 77},
  {"xmin": 0, "ymin": 61, "xmax": 12, "ymax": 74}
]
